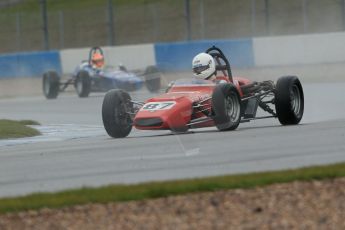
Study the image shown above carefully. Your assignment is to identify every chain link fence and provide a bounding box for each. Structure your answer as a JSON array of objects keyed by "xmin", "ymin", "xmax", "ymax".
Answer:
[
  {"xmin": 0, "ymin": 0, "xmax": 344, "ymax": 53},
  {"xmin": 0, "ymin": 0, "xmax": 24, "ymax": 8}
]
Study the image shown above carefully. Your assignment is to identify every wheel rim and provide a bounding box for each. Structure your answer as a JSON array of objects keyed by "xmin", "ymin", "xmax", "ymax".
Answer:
[
  {"xmin": 225, "ymin": 92, "xmax": 240, "ymax": 123},
  {"xmin": 291, "ymin": 85, "xmax": 301, "ymax": 115},
  {"xmin": 114, "ymin": 102, "xmax": 131, "ymax": 128}
]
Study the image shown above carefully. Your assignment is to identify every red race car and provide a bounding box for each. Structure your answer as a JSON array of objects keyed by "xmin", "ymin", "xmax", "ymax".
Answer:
[{"xmin": 102, "ymin": 46, "xmax": 304, "ymax": 138}]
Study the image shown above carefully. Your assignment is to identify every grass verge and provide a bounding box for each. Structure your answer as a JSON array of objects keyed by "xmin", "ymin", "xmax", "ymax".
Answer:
[
  {"xmin": 0, "ymin": 119, "xmax": 40, "ymax": 139},
  {"xmin": 0, "ymin": 162, "xmax": 344, "ymax": 214}
]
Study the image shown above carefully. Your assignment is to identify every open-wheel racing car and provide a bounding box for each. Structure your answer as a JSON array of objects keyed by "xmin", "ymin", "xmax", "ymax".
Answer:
[
  {"xmin": 102, "ymin": 46, "xmax": 304, "ymax": 138},
  {"xmin": 42, "ymin": 47, "xmax": 161, "ymax": 99}
]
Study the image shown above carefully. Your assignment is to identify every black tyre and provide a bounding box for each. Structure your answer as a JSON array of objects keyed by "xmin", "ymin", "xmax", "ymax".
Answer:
[
  {"xmin": 42, "ymin": 70, "xmax": 60, "ymax": 99},
  {"xmin": 102, "ymin": 89, "xmax": 133, "ymax": 138},
  {"xmin": 275, "ymin": 76, "xmax": 304, "ymax": 125},
  {"xmin": 75, "ymin": 70, "xmax": 91, "ymax": 97},
  {"xmin": 212, "ymin": 83, "xmax": 241, "ymax": 131},
  {"xmin": 144, "ymin": 66, "xmax": 161, "ymax": 93}
]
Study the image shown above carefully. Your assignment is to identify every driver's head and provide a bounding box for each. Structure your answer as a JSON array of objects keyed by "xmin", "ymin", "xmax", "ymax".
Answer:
[
  {"xmin": 91, "ymin": 52, "xmax": 105, "ymax": 69},
  {"xmin": 192, "ymin": 53, "xmax": 216, "ymax": 80}
]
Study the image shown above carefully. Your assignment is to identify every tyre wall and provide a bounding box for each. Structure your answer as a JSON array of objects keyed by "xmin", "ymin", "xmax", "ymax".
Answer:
[
  {"xmin": 1, "ymin": 31, "xmax": 345, "ymax": 77},
  {"xmin": 60, "ymin": 44, "xmax": 156, "ymax": 74},
  {"xmin": 154, "ymin": 39, "xmax": 254, "ymax": 71},
  {"xmin": 253, "ymin": 32, "xmax": 345, "ymax": 66},
  {"xmin": 154, "ymin": 31, "xmax": 345, "ymax": 70},
  {"xmin": 0, "ymin": 51, "xmax": 62, "ymax": 78}
]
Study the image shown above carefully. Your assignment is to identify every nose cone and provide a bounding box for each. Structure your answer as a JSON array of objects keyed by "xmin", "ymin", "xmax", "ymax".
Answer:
[{"xmin": 134, "ymin": 96, "xmax": 192, "ymax": 130}]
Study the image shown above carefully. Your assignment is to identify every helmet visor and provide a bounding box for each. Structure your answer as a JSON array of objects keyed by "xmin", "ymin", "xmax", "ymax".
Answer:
[{"xmin": 193, "ymin": 64, "xmax": 210, "ymax": 75}]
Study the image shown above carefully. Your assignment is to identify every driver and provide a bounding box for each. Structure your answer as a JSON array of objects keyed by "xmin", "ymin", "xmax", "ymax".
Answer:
[
  {"xmin": 91, "ymin": 52, "xmax": 105, "ymax": 70},
  {"xmin": 192, "ymin": 53, "xmax": 216, "ymax": 81},
  {"xmin": 192, "ymin": 52, "xmax": 228, "ymax": 84}
]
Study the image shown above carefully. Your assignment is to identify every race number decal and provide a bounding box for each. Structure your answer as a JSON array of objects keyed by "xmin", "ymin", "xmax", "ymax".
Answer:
[{"xmin": 141, "ymin": 101, "xmax": 176, "ymax": 111}]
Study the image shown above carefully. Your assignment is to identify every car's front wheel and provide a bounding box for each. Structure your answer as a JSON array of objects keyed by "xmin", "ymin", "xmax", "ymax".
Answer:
[
  {"xmin": 102, "ymin": 89, "xmax": 133, "ymax": 138},
  {"xmin": 42, "ymin": 70, "xmax": 60, "ymax": 99},
  {"xmin": 75, "ymin": 70, "xmax": 91, "ymax": 97},
  {"xmin": 212, "ymin": 83, "xmax": 241, "ymax": 131}
]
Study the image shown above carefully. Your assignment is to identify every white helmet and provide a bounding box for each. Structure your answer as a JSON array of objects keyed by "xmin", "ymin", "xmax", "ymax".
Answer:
[{"xmin": 192, "ymin": 53, "xmax": 216, "ymax": 80}]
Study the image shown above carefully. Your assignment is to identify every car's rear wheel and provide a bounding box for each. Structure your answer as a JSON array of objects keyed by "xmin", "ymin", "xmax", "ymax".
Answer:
[
  {"xmin": 102, "ymin": 89, "xmax": 133, "ymax": 138},
  {"xmin": 275, "ymin": 76, "xmax": 304, "ymax": 125},
  {"xmin": 75, "ymin": 70, "xmax": 91, "ymax": 97},
  {"xmin": 144, "ymin": 66, "xmax": 161, "ymax": 93},
  {"xmin": 212, "ymin": 83, "xmax": 241, "ymax": 131},
  {"xmin": 42, "ymin": 70, "xmax": 60, "ymax": 99}
]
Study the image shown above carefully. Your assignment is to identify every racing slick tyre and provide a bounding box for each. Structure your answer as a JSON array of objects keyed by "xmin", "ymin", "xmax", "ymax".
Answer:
[
  {"xmin": 43, "ymin": 70, "xmax": 60, "ymax": 99},
  {"xmin": 275, "ymin": 76, "xmax": 304, "ymax": 125},
  {"xmin": 75, "ymin": 70, "xmax": 91, "ymax": 98},
  {"xmin": 212, "ymin": 83, "xmax": 241, "ymax": 131},
  {"xmin": 144, "ymin": 66, "xmax": 161, "ymax": 93},
  {"xmin": 102, "ymin": 89, "xmax": 133, "ymax": 138}
]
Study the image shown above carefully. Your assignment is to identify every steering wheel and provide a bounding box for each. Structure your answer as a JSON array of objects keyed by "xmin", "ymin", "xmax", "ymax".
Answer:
[{"xmin": 205, "ymin": 46, "xmax": 233, "ymax": 83}]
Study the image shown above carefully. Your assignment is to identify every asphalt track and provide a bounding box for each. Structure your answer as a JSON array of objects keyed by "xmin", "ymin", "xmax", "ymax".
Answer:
[{"xmin": 0, "ymin": 82, "xmax": 345, "ymax": 197}]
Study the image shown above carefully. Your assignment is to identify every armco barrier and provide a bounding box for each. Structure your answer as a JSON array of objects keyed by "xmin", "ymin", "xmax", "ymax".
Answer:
[
  {"xmin": 2, "ymin": 31, "xmax": 345, "ymax": 78},
  {"xmin": 154, "ymin": 39, "xmax": 254, "ymax": 71},
  {"xmin": 0, "ymin": 51, "xmax": 62, "ymax": 78}
]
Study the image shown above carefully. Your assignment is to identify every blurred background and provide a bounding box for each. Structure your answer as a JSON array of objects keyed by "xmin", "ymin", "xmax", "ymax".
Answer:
[{"xmin": 0, "ymin": 0, "xmax": 344, "ymax": 53}]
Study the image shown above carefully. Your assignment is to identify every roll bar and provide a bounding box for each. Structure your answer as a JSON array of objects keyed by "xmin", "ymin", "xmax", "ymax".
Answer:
[{"xmin": 205, "ymin": 46, "xmax": 233, "ymax": 83}]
